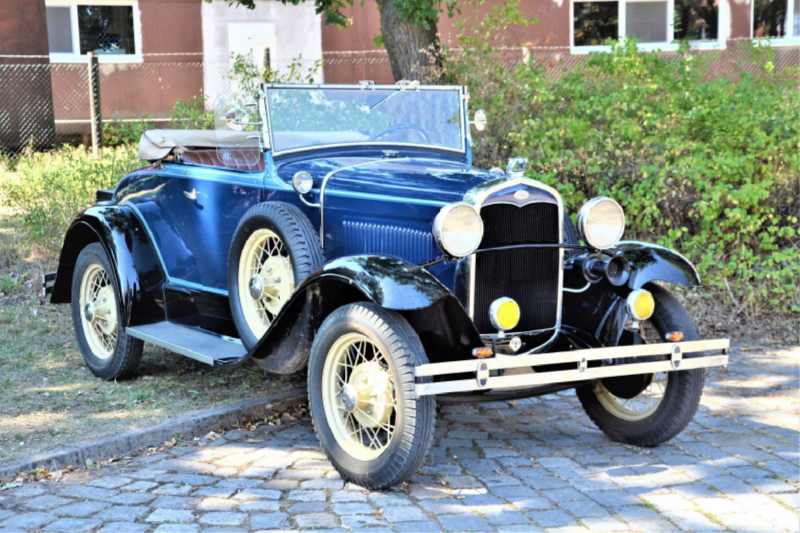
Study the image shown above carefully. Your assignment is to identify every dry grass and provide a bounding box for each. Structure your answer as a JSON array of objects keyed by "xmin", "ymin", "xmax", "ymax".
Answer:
[{"xmin": 0, "ymin": 207, "xmax": 304, "ymax": 463}]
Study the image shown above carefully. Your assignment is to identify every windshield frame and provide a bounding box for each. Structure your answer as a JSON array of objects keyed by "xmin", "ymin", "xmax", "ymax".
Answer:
[{"xmin": 260, "ymin": 83, "xmax": 468, "ymax": 156}]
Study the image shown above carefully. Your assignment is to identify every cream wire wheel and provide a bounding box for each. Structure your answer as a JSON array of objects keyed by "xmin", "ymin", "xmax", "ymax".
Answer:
[
  {"xmin": 238, "ymin": 228, "xmax": 295, "ymax": 339},
  {"xmin": 577, "ymin": 284, "xmax": 706, "ymax": 447},
  {"xmin": 78, "ymin": 263, "xmax": 118, "ymax": 360},
  {"xmin": 595, "ymin": 371, "xmax": 669, "ymax": 421},
  {"xmin": 594, "ymin": 319, "xmax": 668, "ymax": 421},
  {"xmin": 321, "ymin": 332, "xmax": 397, "ymax": 461}
]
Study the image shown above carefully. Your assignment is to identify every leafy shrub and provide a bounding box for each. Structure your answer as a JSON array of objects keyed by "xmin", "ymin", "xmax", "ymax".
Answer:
[
  {"xmin": 0, "ymin": 145, "xmax": 140, "ymax": 251},
  {"xmin": 104, "ymin": 115, "xmax": 156, "ymax": 146},
  {"xmin": 170, "ymin": 95, "xmax": 214, "ymax": 130},
  {"xmin": 443, "ymin": 33, "xmax": 799, "ymax": 316}
]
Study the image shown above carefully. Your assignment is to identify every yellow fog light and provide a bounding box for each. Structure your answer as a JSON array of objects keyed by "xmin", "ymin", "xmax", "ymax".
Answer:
[
  {"xmin": 489, "ymin": 297, "xmax": 520, "ymax": 331},
  {"xmin": 626, "ymin": 289, "xmax": 655, "ymax": 321}
]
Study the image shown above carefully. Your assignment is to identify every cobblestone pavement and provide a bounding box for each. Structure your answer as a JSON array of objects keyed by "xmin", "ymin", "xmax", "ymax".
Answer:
[{"xmin": 1, "ymin": 346, "xmax": 798, "ymax": 533}]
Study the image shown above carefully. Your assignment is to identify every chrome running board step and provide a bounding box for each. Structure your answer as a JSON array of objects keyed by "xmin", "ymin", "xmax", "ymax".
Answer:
[{"xmin": 126, "ymin": 322, "xmax": 246, "ymax": 366}]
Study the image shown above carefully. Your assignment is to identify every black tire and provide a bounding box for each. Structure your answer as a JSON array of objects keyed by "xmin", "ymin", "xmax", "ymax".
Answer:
[
  {"xmin": 228, "ymin": 202, "xmax": 325, "ymax": 349},
  {"xmin": 71, "ymin": 243, "xmax": 143, "ymax": 380},
  {"xmin": 576, "ymin": 283, "xmax": 706, "ymax": 446},
  {"xmin": 308, "ymin": 302, "xmax": 436, "ymax": 490}
]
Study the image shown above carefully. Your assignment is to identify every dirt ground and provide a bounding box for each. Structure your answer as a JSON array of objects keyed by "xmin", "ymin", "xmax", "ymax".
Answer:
[
  {"xmin": 0, "ymin": 205, "xmax": 797, "ymax": 465},
  {"xmin": 0, "ymin": 207, "xmax": 305, "ymax": 463}
]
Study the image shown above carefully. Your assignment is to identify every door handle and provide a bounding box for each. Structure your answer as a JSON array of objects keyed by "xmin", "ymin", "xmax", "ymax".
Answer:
[{"xmin": 183, "ymin": 188, "xmax": 198, "ymax": 201}]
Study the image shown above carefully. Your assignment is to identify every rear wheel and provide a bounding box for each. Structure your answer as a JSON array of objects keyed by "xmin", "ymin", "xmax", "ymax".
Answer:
[
  {"xmin": 308, "ymin": 303, "xmax": 435, "ymax": 489},
  {"xmin": 71, "ymin": 243, "xmax": 143, "ymax": 380},
  {"xmin": 577, "ymin": 283, "xmax": 705, "ymax": 446}
]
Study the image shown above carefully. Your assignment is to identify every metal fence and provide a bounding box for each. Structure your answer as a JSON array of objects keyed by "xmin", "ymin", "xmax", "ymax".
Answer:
[{"xmin": 0, "ymin": 40, "xmax": 797, "ymax": 159}]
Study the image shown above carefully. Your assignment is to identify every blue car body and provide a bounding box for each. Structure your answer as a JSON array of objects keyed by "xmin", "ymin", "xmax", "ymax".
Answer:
[{"xmin": 48, "ymin": 83, "xmax": 708, "ymax": 391}]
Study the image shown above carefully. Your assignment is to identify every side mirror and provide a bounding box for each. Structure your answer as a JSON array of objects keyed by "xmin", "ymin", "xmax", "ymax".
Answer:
[
  {"xmin": 225, "ymin": 107, "xmax": 251, "ymax": 131},
  {"xmin": 472, "ymin": 109, "xmax": 487, "ymax": 132}
]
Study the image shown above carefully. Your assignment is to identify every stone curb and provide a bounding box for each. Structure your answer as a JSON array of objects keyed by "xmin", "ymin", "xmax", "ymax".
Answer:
[{"xmin": 0, "ymin": 387, "xmax": 307, "ymax": 480}]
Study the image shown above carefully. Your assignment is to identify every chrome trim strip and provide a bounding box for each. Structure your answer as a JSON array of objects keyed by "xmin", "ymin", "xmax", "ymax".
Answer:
[
  {"xmin": 319, "ymin": 158, "xmax": 392, "ymax": 248},
  {"xmin": 416, "ymin": 353, "xmax": 729, "ymax": 396},
  {"xmin": 414, "ymin": 338, "xmax": 730, "ymax": 396},
  {"xmin": 461, "ymin": 177, "xmax": 564, "ymax": 330},
  {"xmin": 168, "ymin": 279, "xmax": 229, "ymax": 297},
  {"xmin": 416, "ymin": 338, "xmax": 729, "ymax": 377}
]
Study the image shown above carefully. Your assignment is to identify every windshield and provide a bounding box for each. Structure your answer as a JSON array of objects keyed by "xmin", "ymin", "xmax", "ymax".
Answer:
[{"xmin": 265, "ymin": 86, "xmax": 464, "ymax": 154}]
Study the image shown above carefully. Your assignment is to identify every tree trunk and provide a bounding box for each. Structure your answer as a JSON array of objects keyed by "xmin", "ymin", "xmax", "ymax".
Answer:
[{"xmin": 375, "ymin": 0, "xmax": 441, "ymax": 82}]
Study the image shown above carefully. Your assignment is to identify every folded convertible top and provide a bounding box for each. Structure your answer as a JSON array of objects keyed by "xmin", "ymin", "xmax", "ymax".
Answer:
[{"xmin": 138, "ymin": 129, "xmax": 255, "ymax": 161}]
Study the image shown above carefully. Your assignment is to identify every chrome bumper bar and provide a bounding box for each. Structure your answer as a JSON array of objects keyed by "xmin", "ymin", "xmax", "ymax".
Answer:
[{"xmin": 415, "ymin": 339, "xmax": 729, "ymax": 397}]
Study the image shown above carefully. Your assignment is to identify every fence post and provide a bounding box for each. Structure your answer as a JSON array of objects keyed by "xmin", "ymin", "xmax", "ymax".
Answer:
[{"xmin": 87, "ymin": 52, "xmax": 102, "ymax": 157}]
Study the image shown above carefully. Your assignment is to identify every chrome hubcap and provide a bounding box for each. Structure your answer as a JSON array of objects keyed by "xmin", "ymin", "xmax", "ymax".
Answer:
[
  {"xmin": 248, "ymin": 275, "xmax": 263, "ymax": 300},
  {"xmin": 83, "ymin": 303, "xmax": 95, "ymax": 322},
  {"xmin": 340, "ymin": 384, "xmax": 357, "ymax": 412}
]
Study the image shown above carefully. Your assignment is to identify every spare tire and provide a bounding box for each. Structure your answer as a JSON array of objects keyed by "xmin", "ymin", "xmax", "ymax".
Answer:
[{"xmin": 228, "ymin": 202, "xmax": 325, "ymax": 349}]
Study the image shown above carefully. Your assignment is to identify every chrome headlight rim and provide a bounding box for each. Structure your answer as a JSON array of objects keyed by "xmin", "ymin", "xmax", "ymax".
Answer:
[
  {"xmin": 433, "ymin": 202, "xmax": 484, "ymax": 258},
  {"xmin": 576, "ymin": 197, "xmax": 626, "ymax": 250}
]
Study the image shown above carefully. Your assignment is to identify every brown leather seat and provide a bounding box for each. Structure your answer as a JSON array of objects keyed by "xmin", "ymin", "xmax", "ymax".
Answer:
[{"xmin": 181, "ymin": 148, "xmax": 264, "ymax": 172}]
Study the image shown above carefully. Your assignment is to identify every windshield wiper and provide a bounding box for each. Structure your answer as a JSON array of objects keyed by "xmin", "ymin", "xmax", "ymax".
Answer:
[{"xmin": 369, "ymin": 80, "xmax": 419, "ymax": 111}]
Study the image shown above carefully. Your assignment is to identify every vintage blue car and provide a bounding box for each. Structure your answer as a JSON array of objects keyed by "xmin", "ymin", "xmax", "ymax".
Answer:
[{"xmin": 45, "ymin": 82, "xmax": 729, "ymax": 489}]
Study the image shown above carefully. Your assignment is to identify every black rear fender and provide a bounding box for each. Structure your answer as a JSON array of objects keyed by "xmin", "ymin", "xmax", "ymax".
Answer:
[
  {"xmin": 249, "ymin": 256, "xmax": 483, "ymax": 374},
  {"xmin": 50, "ymin": 206, "xmax": 167, "ymax": 327}
]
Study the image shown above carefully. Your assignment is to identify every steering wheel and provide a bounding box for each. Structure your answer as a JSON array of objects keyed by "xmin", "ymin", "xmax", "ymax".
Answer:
[{"xmin": 368, "ymin": 123, "xmax": 431, "ymax": 144}]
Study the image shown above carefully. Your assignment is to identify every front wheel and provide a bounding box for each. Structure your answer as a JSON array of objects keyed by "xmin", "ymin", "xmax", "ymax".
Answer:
[
  {"xmin": 308, "ymin": 303, "xmax": 435, "ymax": 490},
  {"xmin": 576, "ymin": 283, "xmax": 706, "ymax": 446}
]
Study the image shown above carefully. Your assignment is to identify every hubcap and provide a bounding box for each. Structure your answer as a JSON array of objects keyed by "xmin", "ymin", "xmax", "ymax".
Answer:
[
  {"xmin": 322, "ymin": 333, "xmax": 397, "ymax": 461},
  {"xmin": 79, "ymin": 264, "xmax": 118, "ymax": 360},
  {"xmin": 248, "ymin": 275, "xmax": 263, "ymax": 300},
  {"xmin": 340, "ymin": 384, "xmax": 357, "ymax": 412},
  {"xmin": 238, "ymin": 229, "xmax": 295, "ymax": 338}
]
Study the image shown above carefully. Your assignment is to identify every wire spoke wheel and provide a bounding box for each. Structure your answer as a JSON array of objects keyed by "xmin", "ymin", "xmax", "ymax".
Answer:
[
  {"xmin": 78, "ymin": 263, "xmax": 118, "ymax": 360},
  {"xmin": 238, "ymin": 228, "xmax": 295, "ymax": 339},
  {"xmin": 321, "ymin": 332, "xmax": 398, "ymax": 461},
  {"xmin": 594, "ymin": 319, "xmax": 669, "ymax": 421}
]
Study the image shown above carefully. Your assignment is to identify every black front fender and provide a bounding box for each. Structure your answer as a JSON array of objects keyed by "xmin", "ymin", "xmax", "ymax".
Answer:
[
  {"xmin": 249, "ymin": 255, "xmax": 482, "ymax": 374},
  {"xmin": 610, "ymin": 241, "xmax": 700, "ymax": 289},
  {"xmin": 50, "ymin": 206, "xmax": 166, "ymax": 327}
]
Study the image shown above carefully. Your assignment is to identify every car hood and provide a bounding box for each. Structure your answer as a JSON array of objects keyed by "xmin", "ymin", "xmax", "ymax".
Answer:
[{"xmin": 277, "ymin": 156, "xmax": 498, "ymax": 206}]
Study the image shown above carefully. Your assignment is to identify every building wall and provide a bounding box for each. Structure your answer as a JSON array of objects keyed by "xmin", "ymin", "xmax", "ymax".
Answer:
[
  {"xmin": 48, "ymin": 0, "xmax": 205, "ymax": 132},
  {"xmin": 0, "ymin": 0, "xmax": 56, "ymax": 148},
  {"xmin": 202, "ymin": 0, "xmax": 324, "ymax": 106},
  {"xmin": 320, "ymin": 0, "xmax": 767, "ymax": 83}
]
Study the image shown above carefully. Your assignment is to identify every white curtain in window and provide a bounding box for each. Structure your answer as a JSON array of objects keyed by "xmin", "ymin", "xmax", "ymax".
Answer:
[{"xmin": 626, "ymin": 1, "xmax": 669, "ymax": 43}]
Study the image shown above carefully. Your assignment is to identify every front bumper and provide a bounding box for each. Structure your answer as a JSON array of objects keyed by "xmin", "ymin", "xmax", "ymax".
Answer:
[{"xmin": 415, "ymin": 339, "xmax": 729, "ymax": 396}]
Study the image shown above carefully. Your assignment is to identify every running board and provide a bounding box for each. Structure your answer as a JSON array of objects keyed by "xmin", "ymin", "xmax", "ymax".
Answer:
[{"xmin": 126, "ymin": 322, "xmax": 246, "ymax": 366}]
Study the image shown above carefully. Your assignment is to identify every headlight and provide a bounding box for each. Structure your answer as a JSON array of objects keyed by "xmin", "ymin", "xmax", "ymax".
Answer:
[
  {"xmin": 433, "ymin": 203, "xmax": 484, "ymax": 257},
  {"xmin": 576, "ymin": 197, "xmax": 625, "ymax": 249}
]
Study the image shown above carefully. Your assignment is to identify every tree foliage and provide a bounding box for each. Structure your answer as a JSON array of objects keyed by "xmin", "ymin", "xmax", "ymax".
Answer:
[{"xmin": 444, "ymin": 32, "xmax": 800, "ymax": 316}]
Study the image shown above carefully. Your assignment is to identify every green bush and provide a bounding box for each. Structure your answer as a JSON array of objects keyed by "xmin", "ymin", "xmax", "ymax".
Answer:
[
  {"xmin": 444, "ymin": 33, "xmax": 799, "ymax": 316},
  {"xmin": 0, "ymin": 145, "xmax": 140, "ymax": 251}
]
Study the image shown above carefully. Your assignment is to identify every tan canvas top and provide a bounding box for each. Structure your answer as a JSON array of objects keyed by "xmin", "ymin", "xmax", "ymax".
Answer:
[{"xmin": 138, "ymin": 129, "xmax": 257, "ymax": 161}]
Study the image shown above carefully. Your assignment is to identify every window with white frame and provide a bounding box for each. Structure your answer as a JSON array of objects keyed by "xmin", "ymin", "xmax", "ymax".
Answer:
[
  {"xmin": 571, "ymin": 0, "xmax": 727, "ymax": 50},
  {"xmin": 45, "ymin": 2, "xmax": 141, "ymax": 61},
  {"xmin": 754, "ymin": 0, "xmax": 799, "ymax": 40}
]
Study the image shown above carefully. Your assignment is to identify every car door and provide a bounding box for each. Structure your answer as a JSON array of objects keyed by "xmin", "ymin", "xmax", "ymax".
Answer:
[{"xmin": 123, "ymin": 164, "xmax": 264, "ymax": 293}]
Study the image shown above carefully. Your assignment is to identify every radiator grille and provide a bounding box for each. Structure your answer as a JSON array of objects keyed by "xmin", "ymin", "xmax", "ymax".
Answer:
[{"xmin": 474, "ymin": 203, "xmax": 561, "ymax": 333}]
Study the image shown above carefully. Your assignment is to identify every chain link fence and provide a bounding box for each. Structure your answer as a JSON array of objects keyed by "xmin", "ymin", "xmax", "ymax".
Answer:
[{"xmin": 1, "ymin": 40, "xmax": 797, "ymax": 159}]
